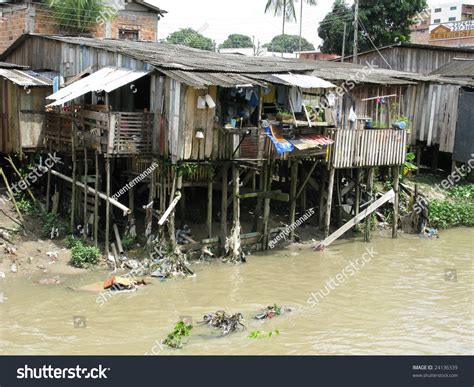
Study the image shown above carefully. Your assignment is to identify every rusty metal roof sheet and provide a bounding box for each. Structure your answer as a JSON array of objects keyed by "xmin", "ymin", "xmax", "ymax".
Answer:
[
  {"xmin": 431, "ymin": 58, "xmax": 474, "ymax": 79},
  {"xmin": 159, "ymin": 70, "xmax": 266, "ymax": 88},
  {"xmin": 0, "ymin": 61, "xmax": 28, "ymax": 70}
]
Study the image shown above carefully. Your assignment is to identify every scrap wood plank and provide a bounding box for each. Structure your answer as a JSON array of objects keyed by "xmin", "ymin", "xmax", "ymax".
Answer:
[
  {"xmin": 238, "ymin": 190, "xmax": 289, "ymax": 202},
  {"xmin": 315, "ymin": 189, "xmax": 395, "ymax": 250}
]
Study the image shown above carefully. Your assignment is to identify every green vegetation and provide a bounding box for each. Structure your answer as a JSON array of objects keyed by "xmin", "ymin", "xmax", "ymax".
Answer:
[
  {"xmin": 166, "ymin": 28, "xmax": 214, "ymax": 51},
  {"xmin": 16, "ymin": 197, "xmax": 37, "ymax": 216},
  {"xmin": 41, "ymin": 212, "xmax": 60, "ymax": 238},
  {"xmin": 162, "ymin": 321, "xmax": 193, "ymax": 349},
  {"xmin": 46, "ymin": 0, "xmax": 113, "ymax": 34},
  {"xmin": 220, "ymin": 34, "xmax": 254, "ymax": 49},
  {"xmin": 122, "ymin": 233, "xmax": 136, "ymax": 251},
  {"xmin": 263, "ymin": 34, "xmax": 314, "ymax": 53},
  {"xmin": 319, "ymin": 0, "xmax": 427, "ymax": 54},
  {"xmin": 248, "ymin": 330, "xmax": 280, "ymax": 339},
  {"xmin": 429, "ymin": 184, "xmax": 474, "ymax": 229},
  {"xmin": 70, "ymin": 240, "xmax": 101, "ymax": 269}
]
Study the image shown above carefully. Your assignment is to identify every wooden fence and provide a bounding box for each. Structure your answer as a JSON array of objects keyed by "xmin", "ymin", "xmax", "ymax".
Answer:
[{"xmin": 329, "ymin": 129, "xmax": 407, "ymax": 169}]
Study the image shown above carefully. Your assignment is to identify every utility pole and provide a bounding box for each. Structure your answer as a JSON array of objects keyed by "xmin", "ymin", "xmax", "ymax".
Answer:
[
  {"xmin": 353, "ymin": 0, "xmax": 359, "ymax": 64},
  {"xmin": 298, "ymin": 0, "xmax": 304, "ymax": 54},
  {"xmin": 341, "ymin": 22, "xmax": 347, "ymax": 62}
]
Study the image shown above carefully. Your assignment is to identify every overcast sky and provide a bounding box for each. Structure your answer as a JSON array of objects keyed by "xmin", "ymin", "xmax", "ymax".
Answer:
[{"xmin": 149, "ymin": 0, "xmax": 467, "ymax": 49}]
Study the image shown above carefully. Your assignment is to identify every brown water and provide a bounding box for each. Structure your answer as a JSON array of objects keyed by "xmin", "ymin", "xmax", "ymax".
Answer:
[{"xmin": 0, "ymin": 229, "xmax": 472, "ymax": 355}]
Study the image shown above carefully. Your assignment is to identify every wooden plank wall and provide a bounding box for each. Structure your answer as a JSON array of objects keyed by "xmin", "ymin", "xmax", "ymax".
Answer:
[{"xmin": 330, "ymin": 129, "xmax": 407, "ymax": 169}]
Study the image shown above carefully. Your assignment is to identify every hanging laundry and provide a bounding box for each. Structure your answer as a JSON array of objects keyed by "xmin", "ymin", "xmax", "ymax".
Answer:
[
  {"xmin": 263, "ymin": 86, "xmax": 276, "ymax": 103},
  {"xmin": 289, "ymin": 87, "xmax": 303, "ymax": 113},
  {"xmin": 349, "ymin": 107, "xmax": 358, "ymax": 123},
  {"xmin": 276, "ymin": 85, "xmax": 287, "ymax": 105}
]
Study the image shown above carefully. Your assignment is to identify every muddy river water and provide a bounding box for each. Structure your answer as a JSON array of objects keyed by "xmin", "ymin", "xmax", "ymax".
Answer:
[{"xmin": 0, "ymin": 229, "xmax": 472, "ymax": 355}]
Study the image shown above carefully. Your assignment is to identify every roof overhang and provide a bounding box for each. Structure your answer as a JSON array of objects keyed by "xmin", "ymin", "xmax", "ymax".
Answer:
[
  {"xmin": 46, "ymin": 67, "xmax": 152, "ymax": 107},
  {"xmin": 268, "ymin": 73, "xmax": 336, "ymax": 89},
  {"xmin": 0, "ymin": 69, "xmax": 52, "ymax": 87}
]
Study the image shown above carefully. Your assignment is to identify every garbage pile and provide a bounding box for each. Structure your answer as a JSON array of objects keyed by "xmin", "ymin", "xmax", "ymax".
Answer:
[{"xmin": 199, "ymin": 311, "xmax": 246, "ymax": 336}]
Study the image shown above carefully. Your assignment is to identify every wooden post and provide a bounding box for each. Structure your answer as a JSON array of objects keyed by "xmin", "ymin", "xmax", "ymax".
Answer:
[
  {"xmin": 83, "ymin": 148, "xmax": 88, "ymax": 240},
  {"xmin": 71, "ymin": 156, "xmax": 77, "ymax": 233},
  {"xmin": 354, "ymin": 168, "xmax": 361, "ymax": 230},
  {"xmin": 221, "ymin": 164, "xmax": 229, "ymax": 251},
  {"xmin": 289, "ymin": 160, "xmax": 298, "ymax": 241},
  {"xmin": 324, "ymin": 168, "xmax": 336, "ymax": 238},
  {"xmin": 253, "ymin": 162, "xmax": 265, "ymax": 233},
  {"xmin": 145, "ymin": 158, "xmax": 156, "ymax": 245},
  {"xmin": 94, "ymin": 151, "xmax": 99, "ymax": 247},
  {"xmin": 262, "ymin": 160, "xmax": 273, "ymax": 249},
  {"xmin": 416, "ymin": 146, "xmax": 421, "ymax": 175},
  {"xmin": 431, "ymin": 144, "xmax": 439, "ymax": 172},
  {"xmin": 207, "ymin": 178, "xmax": 213, "ymax": 238},
  {"xmin": 364, "ymin": 167, "xmax": 374, "ymax": 242},
  {"xmin": 232, "ymin": 164, "xmax": 240, "ymax": 234},
  {"xmin": 319, "ymin": 167, "xmax": 327, "ymax": 228},
  {"xmin": 105, "ymin": 157, "xmax": 111, "ymax": 256},
  {"xmin": 392, "ymin": 166, "xmax": 400, "ymax": 239},
  {"xmin": 46, "ymin": 149, "xmax": 52, "ymax": 213}
]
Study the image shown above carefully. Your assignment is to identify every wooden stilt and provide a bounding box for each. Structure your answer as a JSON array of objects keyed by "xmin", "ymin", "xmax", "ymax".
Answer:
[
  {"xmin": 324, "ymin": 168, "xmax": 336, "ymax": 238},
  {"xmin": 431, "ymin": 144, "xmax": 439, "ymax": 172},
  {"xmin": 392, "ymin": 166, "xmax": 400, "ymax": 239},
  {"xmin": 145, "ymin": 158, "xmax": 156, "ymax": 245},
  {"xmin": 94, "ymin": 151, "xmax": 99, "ymax": 247},
  {"xmin": 354, "ymin": 168, "xmax": 361, "ymax": 231},
  {"xmin": 71, "ymin": 153, "xmax": 77, "ymax": 233},
  {"xmin": 46, "ymin": 148, "xmax": 52, "ymax": 213},
  {"xmin": 105, "ymin": 157, "xmax": 111, "ymax": 256},
  {"xmin": 207, "ymin": 178, "xmax": 213, "ymax": 238},
  {"xmin": 221, "ymin": 163, "xmax": 229, "ymax": 251},
  {"xmin": 262, "ymin": 161, "xmax": 273, "ymax": 249},
  {"xmin": 319, "ymin": 167, "xmax": 327, "ymax": 228},
  {"xmin": 289, "ymin": 160, "xmax": 298, "ymax": 241},
  {"xmin": 416, "ymin": 145, "xmax": 421, "ymax": 175},
  {"xmin": 83, "ymin": 148, "xmax": 88, "ymax": 240},
  {"xmin": 364, "ymin": 167, "xmax": 374, "ymax": 242},
  {"xmin": 253, "ymin": 162, "xmax": 265, "ymax": 233}
]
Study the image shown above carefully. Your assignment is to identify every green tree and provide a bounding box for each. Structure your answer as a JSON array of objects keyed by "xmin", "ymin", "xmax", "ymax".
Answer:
[
  {"xmin": 46, "ymin": 0, "xmax": 113, "ymax": 34},
  {"xmin": 264, "ymin": 34, "xmax": 314, "ymax": 53},
  {"xmin": 318, "ymin": 0, "xmax": 427, "ymax": 55},
  {"xmin": 220, "ymin": 34, "xmax": 254, "ymax": 49},
  {"xmin": 166, "ymin": 28, "xmax": 214, "ymax": 51},
  {"xmin": 264, "ymin": 0, "xmax": 297, "ymax": 35},
  {"xmin": 318, "ymin": 0, "xmax": 353, "ymax": 55}
]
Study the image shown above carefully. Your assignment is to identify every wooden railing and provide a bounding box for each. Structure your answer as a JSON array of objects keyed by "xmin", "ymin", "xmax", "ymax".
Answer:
[
  {"xmin": 329, "ymin": 129, "xmax": 407, "ymax": 168},
  {"xmin": 45, "ymin": 111, "xmax": 154, "ymax": 155}
]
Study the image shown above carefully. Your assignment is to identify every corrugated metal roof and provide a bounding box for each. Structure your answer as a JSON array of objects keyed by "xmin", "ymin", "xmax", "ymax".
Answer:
[
  {"xmin": 431, "ymin": 59, "xmax": 474, "ymax": 79},
  {"xmin": 160, "ymin": 70, "xmax": 266, "ymax": 88},
  {"xmin": 270, "ymin": 73, "xmax": 336, "ymax": 89},
  {"xmin": 0, "ymin": 61, "xmax": 28, "ymax": 70},
  {"xmin": 288, "ymin": 135, "xmax": 334, "ymax": 151},
  {"xmin": 0, "ymin": 69, "xmax": 52, "ymax": 87},
  {"xmin": 47, "ymin": 67, "xmax": 151, "ymax": 106},
  {"xmin": 27, "ymin": 35, "xmax": 318, "ymax": 74}
]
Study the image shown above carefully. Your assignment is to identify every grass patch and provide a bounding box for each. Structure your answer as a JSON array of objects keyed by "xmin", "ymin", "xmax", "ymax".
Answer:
[{"xmin": 70, "ymin": 239, "xmax": 101, "ymax": 269}]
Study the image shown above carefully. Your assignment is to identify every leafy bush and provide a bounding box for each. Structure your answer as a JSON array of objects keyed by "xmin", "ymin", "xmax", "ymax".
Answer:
[
  {"xmin": 65, "ymin": 235, "xmax": 82, "ymax": 249},
  {"xmin": 70, "ymin": 240, "xmax": 101, "ymax": 269},
  {"xmin": 447, "ymin": 184, "xmax": 474, "ymax": 200},
  {"xmin": 162, "ymin": 321, "xmax": 193, "ymax": 349},
  {"xmin": 41, "ymin": 212, "xmax": 59, "ymax": 237},
  {"xmin": 429, "ymin": 200, "xmax": 474, "ymax": 229},
  {"xmin": 121, "ymin": 233, "xmax": 136, "ymax": 251},
  {"xmin": 17, "ymin": 197, "xmax": 37, "ymax": 215}
]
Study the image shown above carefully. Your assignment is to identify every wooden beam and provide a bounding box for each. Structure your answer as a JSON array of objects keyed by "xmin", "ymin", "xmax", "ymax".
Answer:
[
  {"xmin": 207, "ymin": 179, "xmax": 213, "ymax": 238},
  {"xmin": 158, "ymin": 191, "xmax": 182, "ymax": 226},
  {"xmin": 364, "ymin": 168, "xmax": 374, "ymax": 242},
  {"xmin": 105, "ymin": 157, "xmax": 111, "ymax": 256},
  {"xmin": 296, "ymin": 160, "xmax": 318, "ymax": 199},
  {"xmin": 94, "ymin": 151, "xmax": 99, "ymax": 247},
  {"xmin": 238, "ymin": 190, "xmax": 289, "ymax": 201},
  {"xmin": 317, "ymin": 189, "xmax": 395, "ymax": 250}
]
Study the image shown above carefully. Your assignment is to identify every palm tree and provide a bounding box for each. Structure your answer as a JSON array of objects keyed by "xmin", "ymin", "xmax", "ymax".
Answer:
[
  {"xmin": 47, "ymin": 0, "xmax": 113, "ymax": 34},
  {"xmin": 265, "ymin": 0, "xmax": 297, "ymax": 36},
  {"xmin": 297, "ymin": 0, "xmax": 317, "ymax": 53}
]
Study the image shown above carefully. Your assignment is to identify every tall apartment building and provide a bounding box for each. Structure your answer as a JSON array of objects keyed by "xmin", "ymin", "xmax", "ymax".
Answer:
[{"xmin": 0, "ymin": 0, "xmax": 166, "ymax": 54}]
